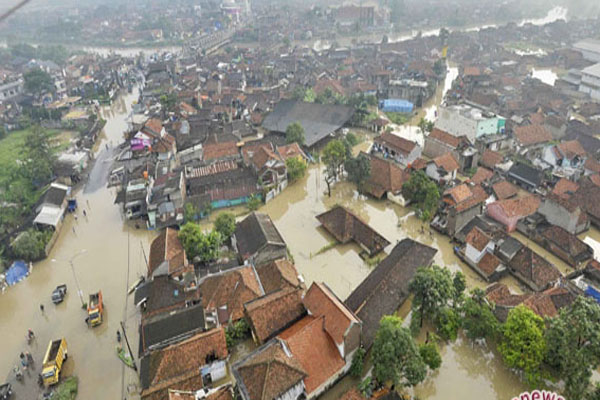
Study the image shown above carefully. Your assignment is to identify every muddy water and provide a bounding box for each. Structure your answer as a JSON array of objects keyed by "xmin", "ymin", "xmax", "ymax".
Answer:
[{"xmin": 0, "ymin": 89, "xmax": 155, "ymax": 399}]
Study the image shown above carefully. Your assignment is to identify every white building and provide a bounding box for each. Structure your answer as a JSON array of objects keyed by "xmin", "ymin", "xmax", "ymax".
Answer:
[
  {"xmin": 579, "ymin": 63, "xmax": 600, "ymax": 101},
  {"xmin": 0, "ymin": 79, "xmax": 24, "ymax": 101},
  {"xmin": 434, "ymin": 104, "xmax": 506, "ymax": 144},
  {"xmin": 573, "ymin": 39, "xmax": 600, "ymax": 63}
]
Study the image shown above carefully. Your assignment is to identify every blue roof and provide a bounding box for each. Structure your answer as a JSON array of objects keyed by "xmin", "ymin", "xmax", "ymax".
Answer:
[
  {"xmin": 6, "ymin": 261, "xmax": 29, "ymax": 286},
  {"xmin": 381, "ymin": 99, "xmax": 414, "ymax": 107}
]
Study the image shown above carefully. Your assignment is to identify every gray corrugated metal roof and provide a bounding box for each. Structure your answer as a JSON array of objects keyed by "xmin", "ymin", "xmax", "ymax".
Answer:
[{"xmin": 262, "ymin": 100, "xmax": 354, "ymax": 147}]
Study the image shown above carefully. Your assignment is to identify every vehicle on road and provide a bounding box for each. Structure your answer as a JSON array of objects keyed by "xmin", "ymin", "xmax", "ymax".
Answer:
[
  {"xmin": 51, "ymin": 285, "xmax": 67, "ymax": 304},
  {"xmin": 0, "ymin": 382, "xmax": 13, "ymax": 399},
  {"xmin": 41, "ymin": 338, "xmax": 67, "ymax": 387},
  {"xmin": 87, "ymin": 291, "xmax": 103, "ymax": 327}
]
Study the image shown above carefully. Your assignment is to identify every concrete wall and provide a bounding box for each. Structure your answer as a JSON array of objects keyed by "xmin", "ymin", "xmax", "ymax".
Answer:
[
  {"xmin": 538, "ymin": 199, "xmax": 589, "ymax": 234},
  {"xmin": 448, "ymin": 204, "xmax": 482, "ymax": 236},
  {"xmin": 343, "ymin": 322, "xmax": 361, "ymax": 361},
  {"xmin": 435, "ymin": 108, "xmax": 478, "ymax": 143},
  {"xmin": 487, "ymin": 203, "xmax": 519, "ymax": 232},
  {"xmin": 423, "ymin": 136, "xmax": 454, "ymax": 159}
]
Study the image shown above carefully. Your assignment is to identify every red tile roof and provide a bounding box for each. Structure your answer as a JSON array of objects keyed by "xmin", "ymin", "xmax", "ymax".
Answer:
[
  {"xmin": 234, "ymin": 340, "xmax": 307, "ymax": 400},
  {"xmin": 466, "ymin": 226, "xmax": 491, "ymax": 252},
  {"xmin": 363, "ymin": 154, "xmax": 409, "ymax": 198},
  {"xmin": 514, "ymin": 124, "xmax": 552, "ymax": 146},
  {"xmin": 148, "ymin": 228, "xmax": 190, "ymax": 277},
  {"xmin": 432, "ymin": 152, "xmax": 459, "ymax": 172},
  {"xmin": 471, "ymin": 167, "xmax": 494, "ymax": 184},
  {"xmin": 478, "ymin": 252, "xmax": 501, "ymax": 276},
  {"xmin": 428, "ymin": 128, "xmax": 463, "ymax": 148},
  {"xmin": 199, "ymin": 266, "xmax": 263, "ymax": 322},
  {"xmin": 375, "ymin": 132, "xmax": 417, "ymax": 155},
  {"xmin": 480, "ymin": 149, "xmax": 503, "ymax": 169},
  {"xmin": 491, "ymin": 195, "xmax": 540, "ymax": 218},
  {"xmin": 492, "ymin": 180, "xmax": 518, "ymax": 200},
  {"xmin": 276, "ymin": 143, "xmax": 307, "ymax": 161},
  {"xmin": 552, "ymin": 178, "xmax": 579, "ymax": 199},
  {"xmin": 557, "ymin": 140, "xmax": 586, "ymax": 159},
  {"xmin": 245, "ymin": 288, "xmax": 306, "ymax": 343},
  {"xmin": 256, "ymin": 259, "xmax": 303, "ymax": 294},
  {"xmin": 203, "ymin": 141, "xmax": 239, "ymax": 161},
  {"xmin": 302, "ymin": 282, "xmax": 360, "ymax": 347},
  {"xmin": 444, "ymin": 184, "xmax": 473, "ymax": 205},
  {"xmin": 279, "ymin": 315, "xmax": 345, "ymax": 394}
]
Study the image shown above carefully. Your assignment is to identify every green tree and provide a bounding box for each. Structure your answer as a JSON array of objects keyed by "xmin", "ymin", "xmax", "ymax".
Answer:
[
  {"xmin": 247, "ymin": 194, "xmax": 262, "ymax": 211},
  {"xmin": 452, "ymin": 271, "xmax": 466, "ymax": 307},
  {"xmin": 419, "ymin": 342, "xmax": 442, "ymax": 370},
  {"xmin": 11, "ymin": 229, "xmax": 50, "ymax": 261},
  {"xmin": 285, "ymin": 157, "xmax": 307, "ymax": 183},
  {"xmin": 23, "ymin": 68, "xmax": 54, "ymax": 95},
  {"xmin": 285, "ymin": 122, "xmax": 305, "ymax": 145},
  {"xmin": 303, "ymin": 88, "xmax": 316, "ymax": 103},
  {"xmin": 178, "ymin": 223, "xmax": 223, "ymax": 263},
  {"xmin": 499, "ymin": 305, "xmax": 546, "ymax": 386},
  {"xmin": 545, "ymin": 296, "xmax": 600, "ymax": 400},
  {"xmin": 434, "ymin": 306, "xmax": 460, "ymax": 341},
  {"xmin": 344, "ymin": 154, "xmax": 371, "ymax": 192},
  {"xmin": 372, "ymin": 315, "xmax": 428, "ymax": 388},
  {"xmin": 214, "ymin": 212, "xmax": 236, "ymax": 240},
  {"xmin": 461, "ymin": 288, "xmax": 499, "ymax": 341},
  {"xmin": 408, "ymin": 265, "xmax": 455, "ymax": 334},
  {"xmin": 291, "ymin": 86, "xmax": 307, "ymax": 100},
  {"xmin": 183, "ymin": 202, "xmax": 200, "ymax": 223},
  {"xmin": 322, "ymin": 139, "xmax": 347, "ymax": 197},
  {"xmin": 349, "ymin": 347, "xmax": 366, "ymax": 378},
  {"xmin": 402, "ymin": 170, "xmax": 440, "ymax": 221},
  {"xmin": 20, "ymin": 125, "xmax": 56, "ymax": 185},
  {"xmin": 159, "ymin": 92, "xmax": 178, "ymax": 114}
]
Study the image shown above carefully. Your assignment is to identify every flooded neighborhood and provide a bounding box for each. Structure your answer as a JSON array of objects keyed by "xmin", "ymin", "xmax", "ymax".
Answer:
[{"xmin": 2, "ymin": 1, "xmax": 600, "ymax": 400}]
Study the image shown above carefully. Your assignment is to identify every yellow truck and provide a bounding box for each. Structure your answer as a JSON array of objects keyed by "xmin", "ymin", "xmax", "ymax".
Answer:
[
  {"xmin": 87, "ymin": 290, "xmax": 103, "ymax": 327},
  {"xmin": 41, "ymin": 338, "xmax": 68, "ymax": 387}
]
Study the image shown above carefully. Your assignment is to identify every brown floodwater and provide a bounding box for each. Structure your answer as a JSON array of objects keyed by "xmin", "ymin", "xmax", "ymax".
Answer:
[{"xmin": 0, "ymin": 89, "xmax": 155, "ymax": 399}]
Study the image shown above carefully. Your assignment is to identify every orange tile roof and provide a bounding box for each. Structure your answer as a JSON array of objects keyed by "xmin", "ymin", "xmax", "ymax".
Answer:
[
  {"xmin": 279, "ymin": 315, "xmax": 345, "ymax": 394},
  {"xmin": 145, "ymin": 118, "xmax": 163, "ymax": 136},
  {"xmin": 585, "ymin": 158, "xmax": 600, "ymax": 174},
  {"xmin": 454, "ymin": 184, "xmax": 488, "ymax": 213},
  {"xmin": 303, "ymin": 282, "xmax": 360, "ymax": 347},
  {"xmin": 444, "ymin": 184, "xmax": 473, "ymax": 205},
  {"xmin": 277, "ymin": 143, "xmax": 307, "ymax": 161},
  {"xmin": 364, "ymin": 153, "xmax": 409, "ymax": 198}
]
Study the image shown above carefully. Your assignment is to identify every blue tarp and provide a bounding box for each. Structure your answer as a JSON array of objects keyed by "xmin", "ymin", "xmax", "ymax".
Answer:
[
  {"xmin": 585, "ymin": 286, "xmax": 600, "ymax": 304},
  {"xmin": 6, "ymin": 261, "xmax": 29, "ymax": 286},
  {"xmin": 379, "ymin": 99, "xmax": 414, "ymax": 113}
]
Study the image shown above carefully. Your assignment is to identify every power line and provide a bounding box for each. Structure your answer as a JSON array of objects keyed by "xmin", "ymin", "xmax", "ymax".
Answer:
[{"xmin": 0, "ymin": 0, "xmax": 32, "ymax": 24}]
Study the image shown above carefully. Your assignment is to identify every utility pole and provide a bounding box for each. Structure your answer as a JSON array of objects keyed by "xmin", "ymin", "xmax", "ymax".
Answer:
[
  {"xmin": 52, "ymin": 249, "xmax": 87, "ymax": 307},
  {"xmin": 120, "ymin": 321, "xmax": 138, "ymax": 372}
]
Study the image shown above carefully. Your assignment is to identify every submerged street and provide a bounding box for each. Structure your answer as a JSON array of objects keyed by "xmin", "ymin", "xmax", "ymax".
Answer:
[
  {"xmin": 0, "ymin": 90, "xmax": 155, "ymax": 399},
  {"xmin": 2, "ymin": 47, "xmax": 600, "ymax": 400}
]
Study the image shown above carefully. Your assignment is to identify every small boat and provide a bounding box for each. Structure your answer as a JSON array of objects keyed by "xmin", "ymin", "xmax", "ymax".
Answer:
[
  {"xmin": 128, "ymin": 276, "xmax": 145, "ymax": 294},
  {"xmin": 116, "ymin": 347, "xmax": 135, "ymax": 369}
]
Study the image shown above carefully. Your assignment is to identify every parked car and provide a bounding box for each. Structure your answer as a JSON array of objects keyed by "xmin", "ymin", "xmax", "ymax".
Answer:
[{"xmin": 51, "ymin": 285, "xmax": 67, "ymax": 304}]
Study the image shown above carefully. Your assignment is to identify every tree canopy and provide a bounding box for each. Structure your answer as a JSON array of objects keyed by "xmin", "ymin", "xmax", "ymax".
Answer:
[
  {"xmin": 322, "ymin": 139, "xmax": 348, "ymax": 196},
  {"xmin": 461, "ymin": 288, "xmax": 499, "ymax": 341},
  {"xmin": 402, "ymin": 170, "xmax": 440, "ymax": 221},
  {"xmin": 372, "ymin": 315, "xmax": 428, "ymax": 388},
  {"xmin": 545, "ymin": 296, "xmax": 600, "ymax": 400},
  {"xmin": 409, "ymin": 265, "xmax": 456, "ymax": 334},
  {"xmin": 24, "ymin": 68, "xmax": 54, "ymax": 95},
  {"xmin": 285, "ymin": 122, "xmax": 305, "ymax": 145},
  {"xmin": 178, "ymin": 223, "xmax": 222, "ymax": 263},
  {"xmin": 214, "ymin": 212, "xmax": 236, "ymax": 240},
  {"xmin": 499, "ymin": 305, "xmax": 546, "ymax": 386},
  {"xmin": 344, "ymin": 153, "xmax": 371, "ymax": 192},
  {"xmin": 20, "ymin": 125, "xmax": 56, "ymax": 186},
  {"xmin": 285, "ymin": 157, "xmax": 307, "ymax": 183}
]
